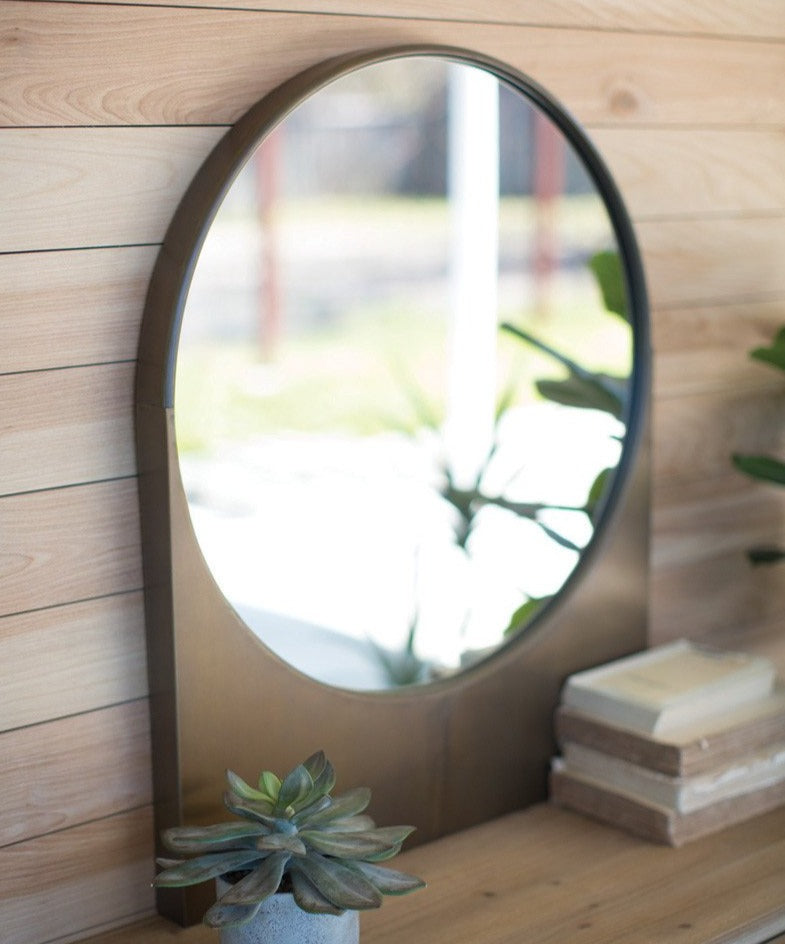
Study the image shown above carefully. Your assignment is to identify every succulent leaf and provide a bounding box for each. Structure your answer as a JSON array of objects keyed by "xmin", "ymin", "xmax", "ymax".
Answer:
[
  {"xmin": 295, "ymin": 854, "xmax": 383, "ymax": 910},
  {"xmin": 257, "ymin": 833, "xmax": 307, "ymax": 856},
  {"xmin": 161, "ymin": 822, "xmax": 268, "ymax": 855},
  {"xmin": 291, "ymin": 794, "xmax": 332, "ymax": 825},
  {"xmin": 317, "ymin": 814, "xmax": 376, "ymax": 833},
  {"xmin": 362, "ymin": 843, "xmax": 404, "ymax": 862},
  {"xmin": 348, "ymin": 862, "xmax": 425, "ymax": 895},
  {"xmin": 227, "ymin": 770, "xmax": 274, "ymax": 806},
  {"xmin": 275, "ymin": 763, "xmax": 314, "ymax": 816},
  {"xmin": 300, "ymin": 829, "xmax": 408, "ymax": 859},
  {"xmin": 308, "ymin": 754, "xmax": 337, "ymax": 799},
  {"xmin": 154, "ymin": 849, "xmax": 262, "ymax": 887},
  {"xmin": 203, "ymin": 900, "xmax": 263, "ymax": 929},
  {"xmin": 302, "ymin": 750, "xmax": 328, "ymax": 779},
  {"xmin": 290, "ymin": 867, "xmax": 345, "ymax": 915},
  {"xmin": 224, "ymin": 792, "xmax": 279, "ymax": 828},
  {"xmin": 258, "ymin": 770, "xmax": 281, "ymax": 800},
  {"xmin": 348, "ymin": 861, "xmax": 426, "ymax": 896},
  {"xmin": 299, "ymin": 830, "xmax": 398, "ymax": 860},
  {"xmin": 301, "ymin": 787, "xmax": 372, "ymax": 827},
  {"xmin": 217, "ymin": 851, "xmax": 290, "ymax": 906}
]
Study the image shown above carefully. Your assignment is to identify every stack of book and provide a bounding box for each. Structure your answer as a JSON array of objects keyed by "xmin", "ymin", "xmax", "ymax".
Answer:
[{"xmin": 549, "ymin": 639, "xmax": 785, "ymax": 845}]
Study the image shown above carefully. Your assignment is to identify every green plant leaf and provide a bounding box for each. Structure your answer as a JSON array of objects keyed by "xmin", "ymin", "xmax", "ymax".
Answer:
[
  {"xmin": 226, "ymin": 770, "xmax": 275, "ymax": 807},
  {"xmin": 307, "ymin": 754, "xmax": 337, "ymax": 801},
  {"xmin": 275, "ymin": 763, "xmax": 314, "ymax": 816},
  {"xmin": 154, "ymin": 850, "xmax": 263, "ymax": 887},
  {"xmin": 257, "ymin": 834, "xmax": 307, "ymax": 855},
  {"xmin": 750, "ymin": 326, "xmax": 785, "ymax": 374},
  {"xmin": 160, "ymin": 822, "xmax": 268, "ymax": 854},
  {"xmin": 291, "ymin": 794, "xmax": 332, "ymax": 825},
  {"xmin": 258, "ymin": 770, "xmax": 281, "ymax": 800},
  {"xmin": 348, "ymin": 861, "xmax": 426, "ymax": 896},
  {"xmin": 588, "ymin": 250, "xmax": 627, "ymax": 321},
  {"xmin": 294, "ymin": 855, "xmax": 383, "ymax": 910},
  {"xmin": 203, "ymin": 900, "xmax": 263, "ymax": 929},
  {"xmin": 300, "ymin": 831, "xmax": 392, "ymax": 859},
  {"xmin": 318, "ymin": 815, "xmax": 376, "ymax": 833},
  {"xmin": 732, "ymin": 454, "xmax": 785, "ymax": 486},
  {"xmin": 502, "ymin": 595, "xmax": 552, "ymax": 637},
  {"xmin": 223, "ymin": 791, "xmax": 279, "ymax": 828},
  {"xmin": 303, "ymin": 825, "xmax": 415, "ymax": 860},
  {"xmin": 584, "ymin": 467, "xmax": 613, "ymax": 520},
  {"xmin": 290, "ymin": 868, "xmax": 345, "ymax": 915},
  {"xmin": 748, "ymin": 546, "xmax": 785, "ymax": 565},
  {"xmin": 302, "ymin": 787, "xmax": 372, "ymax": 827},
  {"xmin": 215, "ymin": 851, "xmax": 290, "ymax": 906},
  {"xmin": 302, "ymin": 751, "xmax": 327, "ymax": 780},
  {"xmin": 535, "ymin": 375, "xmax": 624, "ymax": 419}
]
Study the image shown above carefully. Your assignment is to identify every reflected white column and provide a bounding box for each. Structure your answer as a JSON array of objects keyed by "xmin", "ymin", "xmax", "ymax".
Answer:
[{"xmin": 445, "ymin": 64, "xmax": 500, "ymax": 490}]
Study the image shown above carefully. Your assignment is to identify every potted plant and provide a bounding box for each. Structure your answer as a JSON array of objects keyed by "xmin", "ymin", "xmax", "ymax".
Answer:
[{"xmin": 154, "ymin": 751, "xmax": 425, "ymax": 942}]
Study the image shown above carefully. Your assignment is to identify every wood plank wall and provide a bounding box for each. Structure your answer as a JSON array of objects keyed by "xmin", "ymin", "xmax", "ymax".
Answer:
[{"xmin": 1, "ymin": 2, "xmax": 784, "ymax": 942}]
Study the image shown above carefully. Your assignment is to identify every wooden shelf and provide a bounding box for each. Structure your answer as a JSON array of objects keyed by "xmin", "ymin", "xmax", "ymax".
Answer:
[{"xmin": 79, "ymin": 800, "xmax": 785, "ymax": 944}]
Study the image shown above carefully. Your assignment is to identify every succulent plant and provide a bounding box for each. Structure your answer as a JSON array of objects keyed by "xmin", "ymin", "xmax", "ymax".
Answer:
[{"xmin": 154, "ymin": 751, "xmax": 425, "ymax": 928}]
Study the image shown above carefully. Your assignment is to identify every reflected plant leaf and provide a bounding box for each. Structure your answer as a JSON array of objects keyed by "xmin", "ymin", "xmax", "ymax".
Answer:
[{"xmin": 588, "ymin": 250, "xmax": 628, "ymax": 322}]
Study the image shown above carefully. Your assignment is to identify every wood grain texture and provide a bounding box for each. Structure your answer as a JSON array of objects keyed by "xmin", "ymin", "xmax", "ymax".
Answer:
[
  {"xmin": 0, "ymin": 127, "xmax": 223, "ymax": 253},
  {"xmin": 0, "ymin": 592, "xmax": 148, "ymax": 732},
  {"xmin": 4, "ymin": 139, "xmax": 784, "ymax": 307},
  {"xmin": 653, "ymin": 386, "xmax": 785, "ymax": 487},
  {"xmin": 651, "ymin": 481, "xmax": 785, "ymax": 640},
  {"xmin": 74, "ymin": 804, "xmax": 785, "ymax": 944},
  {"xmin": 1, "ymin": 363, "xmax": 136, "ymax": 495},
  {"xmin": 653, "ymin": 299, "xmax": 785, "ymax": 399},
  {"xmin": 0, "ymin": 479, "xmax": 142, "ymax": 617},
  {"xmin": 0, "ymin": 701, "xmax": 152, "ymax": 847},
  {"xmin": 0, "ymin": 247, "xmax": 156, "ymax": 374},
  {"xmin": 593, "ymin": 127, "xmax": 785, "ymax": 219},
  {"xmin": 3, "ymin": 5, "xmax": 785, "ymax": 127},
  {"xmin": 4, "ymin": 129, "xmax": 785, "ymax": 260},
  {"xmin": 1, "ymin": 807, "xmax": 156, "ymax": 944},
  {"xmin": 83, "ymin": 0, "xmax": 785, "ymax": 40},
  {"xmin": 638, "ymin": 217, "xmax": 785, "ymax": 308}
]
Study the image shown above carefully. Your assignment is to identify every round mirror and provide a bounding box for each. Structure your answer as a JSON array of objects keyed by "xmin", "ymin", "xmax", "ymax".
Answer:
[{"xmin": 173, "ymin": 52, "xmax": 644, "ymax": 691}]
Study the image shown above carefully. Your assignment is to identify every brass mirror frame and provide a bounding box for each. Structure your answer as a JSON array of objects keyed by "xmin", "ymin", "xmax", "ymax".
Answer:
[{"xmin": 135, "ymin": 45, "xmax": 651, "ymax": 925}]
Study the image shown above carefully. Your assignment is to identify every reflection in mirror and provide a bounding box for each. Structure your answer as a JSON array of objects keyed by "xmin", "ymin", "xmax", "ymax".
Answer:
[{"xmin": 174, "ymin": 56, "xmax": 634, "ymax": 691}]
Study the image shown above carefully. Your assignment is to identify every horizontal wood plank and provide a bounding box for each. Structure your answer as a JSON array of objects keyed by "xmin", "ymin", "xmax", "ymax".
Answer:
[
  {"xmin": 653, "ymin": 385, "xmax": 785, "ymax": 487},
  {"xmin": 0, "ymin": 127, "xmax": 223, "ymax": 253},
  {"xmin": 0, "ymin": 247, "xmax": 156, "ymax": 373},
  {"xmin": 0, "ymin": 592, "xmax": 148, "ymax": 732},
  {"xmin": 0, "ymin": 479, "xmax": 142, "ymax": 617},
  {"xmin": 86, "ymin": 0, "xmax": 785, "ymax": 40},
  {"xmin": 651, "ymin": 549, "xmax": 785, "ymax": 643},
  {"xmin": 1, "ymin": 363, "xmax": 136, "ymax": 495},
  {"xmin": 1, "ymin": 807, "xmax": 155, "ymax": 944},
  {"xmin": 651, "ymin": 481, "xmax": 785, "ymax": 640},
  {"xmin": 594, "ymin": 127, "xmax": 785, "ymax": 219},
  {"xmin": 652, "ymin": 479, "xmax": 785, "ymax": 568},
  {"xmin": 652, "ymin": 298, "xmax": 785, "ymax": 399},
  {"xmin": 638, "ymin": 216, "xmax": 785, "ymax": 308},
  {"xmin": 0, "ymin": 701, "xmax": 152, "ymax": 847},
  {"xmin": 4, "ymin": 129, "xmax": 785, "ymax": 307},
  {"xmin": 3, "ymin": 6, "xmax": 785, "ymax": 127}
]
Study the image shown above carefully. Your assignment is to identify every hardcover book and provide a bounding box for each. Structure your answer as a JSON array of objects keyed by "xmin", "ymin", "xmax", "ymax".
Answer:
[
  {"xmin": 560, "ymin": 640, "xmax": 776, "ymax": 736},
  {"xmin": 555, "ymin": 685, "xmax": 785, "ymax": 776},
  {"xmin": 550, "ymin": 765, "xmax": 785, "ymax": 846}
]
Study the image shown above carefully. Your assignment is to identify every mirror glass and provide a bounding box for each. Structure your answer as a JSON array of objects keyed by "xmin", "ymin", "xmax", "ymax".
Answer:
[{"xmin": 174, "ymin": 55, "xmax": 637, "ymax": 691}]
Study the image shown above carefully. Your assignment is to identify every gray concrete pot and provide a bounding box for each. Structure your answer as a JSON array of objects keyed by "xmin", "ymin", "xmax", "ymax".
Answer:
[{"xmin": 215, "ymin": 880, "xmax": 360, "ymax": 944}]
